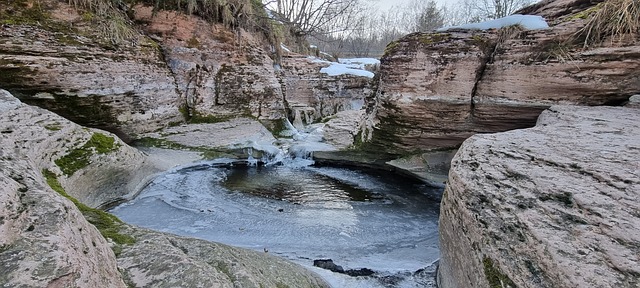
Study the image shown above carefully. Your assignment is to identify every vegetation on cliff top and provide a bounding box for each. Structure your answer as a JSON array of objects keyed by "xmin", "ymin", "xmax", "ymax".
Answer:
[
  {"xmin": 576, "ymin": 0, "xmax": 639, "ymax": 47},
  {"xmin": 43, "ymin": 169, "xmax": 135, "ymax": 248}
]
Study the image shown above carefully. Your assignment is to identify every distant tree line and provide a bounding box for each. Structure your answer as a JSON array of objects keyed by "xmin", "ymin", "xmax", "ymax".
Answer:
[{"xmin": 264, "ymin": 0, "xmax": 535, "ymax": 58}]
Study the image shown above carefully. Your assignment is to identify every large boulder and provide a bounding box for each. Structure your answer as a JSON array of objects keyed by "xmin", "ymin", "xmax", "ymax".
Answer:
[
  {"xmin": 0, "ymin": 89, "xmax": 158, "ymax": 208},
  {"xmin": 361, "ymin": 0, "xmax": 640, "ymax": 154},
  {"xmin": 438, "ymin": 105, "xmax": 640, "ymax": 288},
  {"xmin": 0, "ymin": 90, "xmax": 126, "ymax": 287}
]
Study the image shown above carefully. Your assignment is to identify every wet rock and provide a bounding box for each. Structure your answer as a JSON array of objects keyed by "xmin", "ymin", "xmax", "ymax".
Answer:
[
  {"xmin": 627, "ymin": 95, "xmax": 640, "ymax": 109},
  {"xmin": 438, "ymin": 106, "xmax": 640, "ymax": 288},
  {"xmin": 313, "ymin": 259, "xmax": 375, "ymax": 277},
  {"xmin": 345, "ymin": 268, "xmax": 376, "ymax": 277},
  {"xmin": 314, "ymin": 259, "xmax": 345, "ymax": 273}
]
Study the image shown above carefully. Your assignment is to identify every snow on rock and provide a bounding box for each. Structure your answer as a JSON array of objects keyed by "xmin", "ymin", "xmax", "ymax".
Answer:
[
  {"xmin": 438, "ymin": 14, "xmax": 549, "ymax": 31},
  {"xmin": 320, "ymin": 63, "xmax": 375, "ymax": 78},
  {"xmin": 338, "ymin": 58, "xmax": 381, "ymax": 70}
]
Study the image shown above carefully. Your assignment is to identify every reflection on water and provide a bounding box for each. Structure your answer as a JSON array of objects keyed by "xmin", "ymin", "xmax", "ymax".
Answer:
[
  {"xmin": 223, "ymin": 165, "xmax": 385, "ymax": 203},
  {"xmin": 111, "ymin": 162, "xmax": 442, "ymax": 287}
]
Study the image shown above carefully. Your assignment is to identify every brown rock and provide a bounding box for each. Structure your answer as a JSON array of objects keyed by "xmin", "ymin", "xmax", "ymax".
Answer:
[
  {"xmin": 0, "ymin": 2, "xmax": 182, "ymax": 138},
  {"xmin": 438, "ymin": 105, "xmax": 640, "ymax": 288},
  {"xmin": 362, "ymin": 1, "xmax": 640, "ymax": 154},
  {"xmin": 134, "ymin": 6, "xmax": 372, "ymax": 128}
]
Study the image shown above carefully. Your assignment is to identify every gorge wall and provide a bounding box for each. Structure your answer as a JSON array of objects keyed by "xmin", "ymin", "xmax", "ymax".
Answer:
[
  {"xmin": 438, "ymin": 105, "xmax": 640, "ymax": 288},
  {"xmin": 361, "ymin": 0, "xmax": 640, "ymax": 155},
  {"xmin": 0, "ymin": 0, "xmax": 373, "ymax": 140}
]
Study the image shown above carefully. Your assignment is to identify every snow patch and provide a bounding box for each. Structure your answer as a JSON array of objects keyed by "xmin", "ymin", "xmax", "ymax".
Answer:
[
  {"xmin": 320, "ymin": 63, "xmax": 375, "ymax": 78},
  {"xmin": 438, "ymin": 14, "xmax": 549, "ymax": 31},
  {"xmin": 338, "ymin": 58, "xmax": 380, "ymax": 70}
]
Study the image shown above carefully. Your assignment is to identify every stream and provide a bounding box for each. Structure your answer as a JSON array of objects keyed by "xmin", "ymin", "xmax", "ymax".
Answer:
[
  {"xmin": 111, "ymin": 122, "xmax": 442, "ymax": 287},
  {"xmin": 111, "ymin": 158, "xmax": 442, "ymax": 287}
]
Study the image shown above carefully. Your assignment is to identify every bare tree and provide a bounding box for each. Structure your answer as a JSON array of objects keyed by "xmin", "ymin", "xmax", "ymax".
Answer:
[
  {"xmin": 269, "ymin": 0, "xmax": 364, "ymax": 36},
  {"xmin": 457, "ymin": 0, "xmax": 535, "ymax": 22}
]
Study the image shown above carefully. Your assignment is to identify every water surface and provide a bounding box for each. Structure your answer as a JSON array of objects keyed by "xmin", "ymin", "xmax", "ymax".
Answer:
[{"xmin": 111, "ymin": 162, "xmax": 442, "ymax": 287}]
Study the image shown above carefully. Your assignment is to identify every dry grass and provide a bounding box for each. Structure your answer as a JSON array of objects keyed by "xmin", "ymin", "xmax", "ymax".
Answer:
[
  {"xmin": 576, "ymin": 0, "xmax": 640, "ymax": 47},
  {"xmin": 67, "ymin": 0, "xmax": 137, "ymax": 45}
]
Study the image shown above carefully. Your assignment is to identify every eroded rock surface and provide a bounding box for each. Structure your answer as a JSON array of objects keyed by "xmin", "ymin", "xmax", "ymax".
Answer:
[
  {"xmin": 362, "ymin": 0, "xmax": 640, "ymax": 154},
  {"xmin": 0, "ymin": 2, "xmax": 182, "ymax": 138},
  {"xmin": 0, "ymin": 90, "xmax": 156, "ymax": 208},
  {"xmin": 438, "ymin": 106, "xmax": 640, "ymax": 288},
  {"xmin": 0, "ymin": 90, "xmax": 126, "ymax": 287},
  {"xmin": 118, "ymin": 226, "xmax": 330, "ymax": 288}
]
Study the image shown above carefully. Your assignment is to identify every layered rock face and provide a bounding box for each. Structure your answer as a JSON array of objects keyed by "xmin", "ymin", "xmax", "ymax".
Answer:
[
  {"xmin": 281, "ymin": 55, "xmax": 373, "ymax": 127},
  {"xmin": 438, "ymin": 106, "xmax": 640, "ymax": 288},
  {"xmin": 362, "ymin": 0, "xmax": 640, "ymax": 154},
  {"xmin": 0, "ymin": 0, "xmax": 372, "ymax": 141},
  {"xmin": 132, "ymin": 6, "xmax": 286, "ymax": 121},
  {"xmin": 0, "ymin": 2, "xmax": 182, "ymax": 139},
  {"xmin": 131, "ymin": 5, "xmax": 372, "ymax": 127}
]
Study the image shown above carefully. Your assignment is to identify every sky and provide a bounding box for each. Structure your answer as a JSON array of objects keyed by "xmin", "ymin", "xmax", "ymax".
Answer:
[{"xmin": 373, "ymin": 0, "xmax": 452, "ymax": 11}]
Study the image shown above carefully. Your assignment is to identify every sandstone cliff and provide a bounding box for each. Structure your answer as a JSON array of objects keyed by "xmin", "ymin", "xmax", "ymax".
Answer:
[
  {"xmin": 0, "ymin": 1, "xmax": 183, "ymax": 140},
  {"xmin": 0, "ymin": 90, "xmax": 330, "ymax": 287},
  {"xmin": 0, "ymin": 0, "xmax": 372, "ymax": 140},
  {"xmin": 438, "ymin": 105, "xmax": 640, "ymax": 288},
  {"xmin": 361, "ymin": 0, "xmax": 640, "ymax": 155}
]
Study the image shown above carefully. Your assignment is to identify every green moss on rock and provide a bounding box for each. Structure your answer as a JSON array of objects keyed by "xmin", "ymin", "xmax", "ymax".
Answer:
[
  {"xmin": 483, "ymin": 257, "xmax": 517, "ymax": 288},
  {"xmin": 42, "ymin": 169, "xmax": 135, "ymax": 246},
  {"xmin": 134, "ymin": 137, "xmax": 231, "ymax": 159},
  {"xmin": 54, "ymin": 132, "xmax": 120, "ymax": 176}
]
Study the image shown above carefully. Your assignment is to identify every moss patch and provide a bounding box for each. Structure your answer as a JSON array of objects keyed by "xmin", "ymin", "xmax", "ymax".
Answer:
[
  {"xmin": 42, "ymin": 169, "xmax": 135, "ymax": 246},
  {"xmin": 483, "ymin": 257, "xmax": 517, "ymax": 288},
  {"xmin": 54, "ymin": 133, "xmax": 120, "ymax": 176},
  {"xmin": 417, "ymin": 33, "xmax": 451, "ymax": 45},
  {"xmin": 261, "ymin": 119, "xmax": 291, "ymax": 138},
  {"xmin": 134, "ymin": 137, "xmax": 230, "ymax": 159},
  {"xmin": 0, "ymin": 0, "xmax": 50, "ymax": 25},
  {"xmin": 188, "ymin": 113, "xmax": 235, "ymax": 124}
]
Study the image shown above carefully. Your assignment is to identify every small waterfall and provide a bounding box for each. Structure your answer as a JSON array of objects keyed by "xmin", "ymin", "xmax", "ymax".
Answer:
[{"xmin": 242, "ymin": 118, "xmax": 334, "ymax": 167}]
